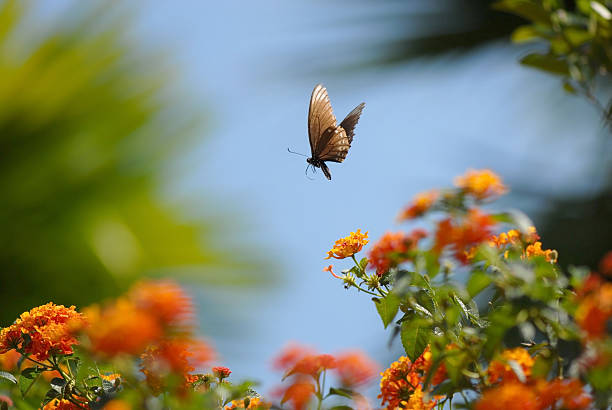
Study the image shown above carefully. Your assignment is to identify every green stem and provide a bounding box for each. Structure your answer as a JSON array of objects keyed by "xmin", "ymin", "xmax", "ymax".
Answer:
[
  {"xmin": 351, "ymin": 255, "xmax": 364, "ymax": 277},
  {"xmin": 353, "ymin": 285, "xmax": 379, "ymax": 297},
  {"xmin": 23, "ymin": 356, "xmax": 53, "ymax": 370}
]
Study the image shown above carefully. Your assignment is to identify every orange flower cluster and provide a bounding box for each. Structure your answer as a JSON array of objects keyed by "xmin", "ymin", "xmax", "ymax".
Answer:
[
  {"xmin": 483, "ymin": 227, "xmax": 557, "ymax": 263},
  {"xmin": 326, "ymin": 229, "xmax": 369, "ymax": 260},
  {"xmin": 575, "ymin": 273, "xmax": 612, "ymax": 340},
  {"xmin": 273, "ymin": 344, "xmax": 378, "ymax": 410},
  {"xmin": 479, "ymin": 348, "xmax": 591, "ymax": 409},
  {"xmin": 0, "ymin": 303, "xmax": 85, "ymax": 361},
  {"xmin": 225, "ymin": 397, "xmax": 270, "ymax": 409},
  {"xmin": 368, "ymin": 229, "xmax": 427, "ymax": 275},
  {"xmin": 487, "ymin": 347, "xmax": 535, "ymax": 384},
  {"xmin": 378, "ymin": 347, "xmax": 447, "ymax": 410},
  {"xmin": 102, "ymin": 400, "xmax": 131, "ymax": 410},
  {"xmin": 84, "ymin": 280, "xmax": 194, "ymax": 357},
  {"xmin": 454, "ymin": 169, "xmax": 507, "ymax": 200},
  {"xmin": 434, "ymin": 209, "xmax": 496, "ymax": 264},
  {"xmin": 44, "ymin": 398, "xmax": 89, "ymax": 410},
  {"xmin": 476, "ymin": 382, "xmax": 538, "ymax": 410},
  {"xmin": 476, "ymin": 379, "xmax": 592, "ymax": 410},
  {"xmin": 140, "ymin": 338, "xmax": 214, "ymax": 395},
  {"xmin": 397, "ymin": 190, "xmax": 438, "ymax": 221}
]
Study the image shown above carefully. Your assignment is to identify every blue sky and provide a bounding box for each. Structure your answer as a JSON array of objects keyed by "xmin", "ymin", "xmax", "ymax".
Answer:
[{"xmin": 104, "ymin": 0, "xmax": 606, "ymax": 397}]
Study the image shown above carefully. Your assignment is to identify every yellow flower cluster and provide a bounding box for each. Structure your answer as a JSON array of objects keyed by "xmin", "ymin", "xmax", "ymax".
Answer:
[
  {"xmin": 454, "ymin": 169, "xmax": 508, "ymax": 200},
  {"xmin": 325, "ymin": 229, "xmax": 369, "ymax": 260}
]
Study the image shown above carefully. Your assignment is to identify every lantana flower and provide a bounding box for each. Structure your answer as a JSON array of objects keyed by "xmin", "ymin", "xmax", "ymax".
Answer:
[
  {"xmin": 454, "ymin": 169, "xmax": 508, "ymax": 200},
  {"xmin": 325, "ymin": 229, "xmax": 369, "ymax": 259},
  {"xmin": 368, "ymin": 229, "xmax": 427, "ymax": 276},
  {"xmin": 434, "ymin": 209, "xmax": 496, "ymax": 264},
  {"xmin": 476, "ymin": 382, "xmax": 538, "ymax": 410},
  {"xmin": 0, "ymin": 303, "xmax": 85, "ymax": 361},
  {"xmin": 378, "ymin": 346, "xmax": 447, "ymax": 410},
  {"xmin": 140, "ymin": 338, "xmax": 215, "ymax": 395},
  {"xmin": 397, "ymin": 190, "xmax": 438, "ymax": 221},
  {"xmin": 575, "ymin": 280, "xmax": 612, "ymax": 340},
  {"xmin": 487, "ymin": 347, "xmax": 535, "ymax": 384}
]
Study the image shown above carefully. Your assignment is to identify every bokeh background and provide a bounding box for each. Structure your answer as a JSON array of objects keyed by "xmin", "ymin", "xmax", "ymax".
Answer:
[{"xmin": 1, "ymin": 0, "xmax": 610, "ymax": 397}]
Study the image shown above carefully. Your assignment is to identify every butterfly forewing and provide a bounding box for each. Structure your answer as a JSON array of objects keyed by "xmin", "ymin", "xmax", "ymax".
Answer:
[
  {"xmin": 308, "ymin": 85, "xmax": 338, "ymax": 156},
  {"xmin": 340, "ymin": 102, "xmax": 365, "ymax": 144}
]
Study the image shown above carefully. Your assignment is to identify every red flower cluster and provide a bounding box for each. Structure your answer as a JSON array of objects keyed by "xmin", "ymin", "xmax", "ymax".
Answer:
[
  {"xmin": 84, "ymin": 280, "xmax": 194, "ymax": 357},
  {"xmin": 212, "ymin": 366, "xmax": 232, "ymax": 380},
  {"xmin": 273, "ymin": 344, "xmax": 378, "ymax": 410},
  {"xmin": 434, "ymin": 209, "xmax": 496, "ymax": 263},
  {"xmin": 368, "ymin": 229, "xmax": 427, "ymax": 275},
  {"xmin": 0, "ymin": 303, "xmax": 85, "ymax": 361},
  {"xmin": 378, "ymin": 346, "xmax": 447, "ymax": 410}
]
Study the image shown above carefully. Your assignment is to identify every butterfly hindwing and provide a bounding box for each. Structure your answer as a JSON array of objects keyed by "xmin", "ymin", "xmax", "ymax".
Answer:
[
  {"xmin": 316, "ymin": 126, "xmax": 350, "ymax": 163},
  {"xmin": 340, "ymin": 102, "xmax": 365, "ymax": 144},
  {"xmin": 308, "ymin": 84, "xmax": 338, "ymax": 157}
]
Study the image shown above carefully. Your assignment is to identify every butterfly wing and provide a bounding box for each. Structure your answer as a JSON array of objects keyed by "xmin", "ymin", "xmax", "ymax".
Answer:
[
  {"xmin": 308, "ymin": 84, "xmax": 338, "ymax": 157},
  {"xmin": 339, "ymin": 102, "xmax": 365, "ymax": 144},
  {"xmin": 316, "ymin": 126, "xmax": 350, "ymax": 163}
]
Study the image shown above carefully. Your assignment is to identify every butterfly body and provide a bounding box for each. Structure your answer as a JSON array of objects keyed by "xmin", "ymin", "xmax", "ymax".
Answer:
[{"xmin": 306, "ymin": 84, "xmax": 364, "ymax": 180}]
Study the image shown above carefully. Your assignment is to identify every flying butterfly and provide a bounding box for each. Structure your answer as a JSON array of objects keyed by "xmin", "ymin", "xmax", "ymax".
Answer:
[{"xmin": 290, "ymin": 84, "xmax": 365, "ymax": 180}]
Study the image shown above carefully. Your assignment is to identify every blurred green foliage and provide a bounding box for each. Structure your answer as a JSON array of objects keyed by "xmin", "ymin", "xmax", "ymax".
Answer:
[
  {"xmin": 495, "ymin": 0, "xmax": 612, "ymax": 125},
  {"xmin": 0, "ymin": 1, "xmax": 268, "ymax": 324}
]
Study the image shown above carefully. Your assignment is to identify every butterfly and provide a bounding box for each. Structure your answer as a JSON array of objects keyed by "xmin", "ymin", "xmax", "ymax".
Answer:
[{"xmin": 305, "ymin": 84, "xmax": 365, "ymax": 180}]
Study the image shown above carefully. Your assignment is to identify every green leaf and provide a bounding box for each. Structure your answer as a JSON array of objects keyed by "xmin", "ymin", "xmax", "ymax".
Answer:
[
  {"xmin": 328, "ymin": 387, "xmax": 354, "ymax": 399},
  {"xmin": 359, "ymin": 257, "xmax": 368, "ymax": 271},
  {"xmin": 0, "ymin": 401, "xmax": 6, "ymax": 410},
  {"xmin": 591, "ymin": 1, "xmax": 612, "ymax": 20},
  {"xmin": 520, "ymin": 53, "xmax": 569, "ymax": 75},
  {"xmin": 67, "ymin": 357, "xmax": 80, "ymax": 378},
  {"xmin": 564, "ymin": 28, "xmax": 592, "ymax": 46},
  {"xmin": 511, "ymin": 25, "xmax": 543, "ymax": 43},
  {"xmin": 20, "ymin": 367, "xmax": 41, "ymax": 380},
  {"xmin": 493, "ymin": 0, "xmax": 551, "ymax": 24},
  {"xmin": 467, "ymin": 271, "xmax": 492, "ymax": 298},
  {"xmin": 563, "ymin": 81, "xmax": 577, "ymax": 94},
  {"xmin": 18, "ymin": 374, "xmax": 38, "ymax": 397},
  {"xmin": 531, "ymin": 355, "xmax": 552, "ymax": 379},
  {"xmin": 400, "ymin": 320, "xmax": 430, "ymax": 361},
  {"xmin": 0, "ymin": 371, "xmax": 17, "ymax": 384},
  {"xmin": 373, "ymin": 293, "xmax": 401, "ymax": 329},
  {"xmin": 444, "ymin": 349, "xmax": 470, "ymax": 385},
  {"xmin": 42, "ymin": 389, "xmax": 60, "ymax": 407}
]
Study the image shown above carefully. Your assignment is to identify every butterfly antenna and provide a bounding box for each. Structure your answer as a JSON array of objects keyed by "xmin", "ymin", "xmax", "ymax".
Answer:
[{"xmin": 288, "ymin": 148, "xmax": 308, "ymax": 157}]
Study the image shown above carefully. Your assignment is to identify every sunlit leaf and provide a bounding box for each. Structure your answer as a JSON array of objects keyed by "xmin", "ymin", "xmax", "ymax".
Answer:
[
  {"xmin": 520, "ymin": 53, "xmax": 570, "ymax": 75},
  {"xmin": 373, "ymin": 293, "xmax": 401, "ymax": 329},
  {"xmin": 400, "ymin": 319, "xmax": 430, "ymax": 361}
]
